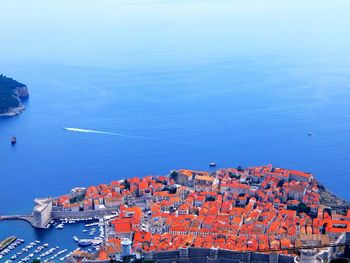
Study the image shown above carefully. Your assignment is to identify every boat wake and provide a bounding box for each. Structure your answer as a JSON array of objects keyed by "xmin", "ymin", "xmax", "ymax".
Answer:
[
  {"xmin": 64, "ymin": 127, "xmax": 117, "ymax": 136},
  {"xmin": 63, "ymin": 127, "xmax": 153, "ymax": 140}
]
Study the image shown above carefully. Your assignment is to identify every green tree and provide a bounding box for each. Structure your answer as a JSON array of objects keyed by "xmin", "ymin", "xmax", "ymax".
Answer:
[
  {"xmin": 124, "ymin": 179, "xmax": 130, "ymax": 190},
  {"xmin": 0, "ymin": 74, "xmax": 27, "ymax": 112},
  {"xmin": 169, "ymin": 170, "xmax": 178, "ymax": 181},
  {"xmin": 277, "ymin": 179, "xmax": 285, "ymax": 188},
  {"xmin": 298, "ymin": 202, "xmax": 310, "ymax": 214}
]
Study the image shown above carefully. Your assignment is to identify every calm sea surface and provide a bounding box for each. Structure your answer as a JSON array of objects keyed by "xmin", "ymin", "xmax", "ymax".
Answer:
[{"xmin": 0, "ymin": 0, "xmax": 350, "ymax": 255}]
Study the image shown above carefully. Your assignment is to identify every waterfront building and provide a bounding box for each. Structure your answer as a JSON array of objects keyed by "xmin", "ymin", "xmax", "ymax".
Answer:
[
  {"xmin": 32, "ymin": 198, "xmax": 52, "ymax": 228},
  {"xmin": 70, "ymin": 187, "xmax": 86, "ymax": 198},
  {"xmin": 176, "ymin": 170, "xmax": 194, "ymax": 186},
  {"xmin": 289, "ymin": 170, "xmax": 313, "ymax": 182}
]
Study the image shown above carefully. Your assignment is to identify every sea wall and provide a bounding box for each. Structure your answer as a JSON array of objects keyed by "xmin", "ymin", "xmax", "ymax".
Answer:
[
  {"xmin": 143, "ymin": 247, "xmax": 295, "ymax": 263},
  {"xmin": 51, "ymin": 207, "xmax": 117, "ymax": 219}
]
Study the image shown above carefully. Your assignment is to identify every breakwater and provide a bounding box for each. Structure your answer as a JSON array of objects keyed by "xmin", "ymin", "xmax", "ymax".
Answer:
[{"xmin": 0, "ymin": 236, "xmax": 16, "ymax": 251}]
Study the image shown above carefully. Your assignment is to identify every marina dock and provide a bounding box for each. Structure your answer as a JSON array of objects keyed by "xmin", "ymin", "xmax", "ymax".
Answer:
[{"xmin": 0, "ymin": 236, "xmax": 16, "ymax": 251}]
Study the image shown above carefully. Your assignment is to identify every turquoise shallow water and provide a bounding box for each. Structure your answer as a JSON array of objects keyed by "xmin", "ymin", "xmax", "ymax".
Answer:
[{"xmin": 0, "ymin": 0, "xmax": 350, "ymax": 255}]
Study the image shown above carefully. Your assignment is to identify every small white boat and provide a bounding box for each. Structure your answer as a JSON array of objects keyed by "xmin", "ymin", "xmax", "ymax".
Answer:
[
  {"xmin": 56, "ymin": 223, "xmax": 64, "ymax": 229},
  {"xmin": 73, "ymin": 236, "xmax": 79, "ymax": 242}
]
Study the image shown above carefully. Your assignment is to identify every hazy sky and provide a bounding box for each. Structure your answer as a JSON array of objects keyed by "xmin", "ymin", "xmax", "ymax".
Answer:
[{"xmin": 0, "ymin": 0, "xmax": 349, "ymax": 68}]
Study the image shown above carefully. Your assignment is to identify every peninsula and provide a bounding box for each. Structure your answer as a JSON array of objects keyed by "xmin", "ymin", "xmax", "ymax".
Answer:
[
  {"xmin": 2, "ymin": 165, "xmax": 349, "ymax": 262},
  {"xmin": 0, "ymin": 74, "xmax": 29, "ymax": 116},
  {"xmin": 46, "ymin": 164, "xmax": 349, "ymax": 262}
]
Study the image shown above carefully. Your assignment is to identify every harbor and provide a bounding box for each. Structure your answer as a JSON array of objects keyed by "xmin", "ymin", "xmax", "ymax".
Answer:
[
  {"xmin": 0, "ymin": 196, "xmax": 111, "ymax": 262},
  {"xmin": 0, "ymin": 238, "xmax": 70, "ymax": 263},
  {"xmin": 0, "ymin": 215, "xmax": 107, "ymax": 262}
]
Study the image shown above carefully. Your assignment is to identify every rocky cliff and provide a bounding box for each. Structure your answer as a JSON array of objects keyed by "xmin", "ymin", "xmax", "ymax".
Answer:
[{"xmin": 0, "ymin": 74, "xmax": 29, "ymax": 116}]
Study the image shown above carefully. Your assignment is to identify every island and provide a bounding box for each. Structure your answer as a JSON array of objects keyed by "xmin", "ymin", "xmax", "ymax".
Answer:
[{"xmin": 0, "ymin": 74, "xmax": 29, "ymax": 116}]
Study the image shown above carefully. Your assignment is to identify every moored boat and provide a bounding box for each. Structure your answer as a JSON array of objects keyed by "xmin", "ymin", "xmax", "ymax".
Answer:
[
  {"xmin": 78, "ymin": 239, "xmax": 92, "ymax": 247},
  {"xmin": 56, "ymin": 223, "xmax": 64, "ymax": 229}
]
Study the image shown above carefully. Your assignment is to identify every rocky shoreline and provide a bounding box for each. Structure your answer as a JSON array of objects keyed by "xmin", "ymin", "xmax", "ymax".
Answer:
[
  {"xmin": 0, "ymin": 104, "xmax": 25, "ymax": 117},
  {"xmin": 0, "ymin": 85, "xmax": 29, "ymax": 117},
  {"xmin": 318, "ymin": 180, "xmax": 350, "ymax": 210}
]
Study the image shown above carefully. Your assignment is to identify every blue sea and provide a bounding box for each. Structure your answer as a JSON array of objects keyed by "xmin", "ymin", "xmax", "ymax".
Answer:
[{"xmin": 1, "ymin": 0, "xmax": 350, "ymax": 256}]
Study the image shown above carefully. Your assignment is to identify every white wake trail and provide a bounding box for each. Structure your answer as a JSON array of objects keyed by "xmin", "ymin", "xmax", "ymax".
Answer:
[
  {"xmin": 63, "ymin": 127, "xmax": 117, "ymax": 136},
  {"xmin": 63, "ymin": 127, "xmax": 153, "ymax": 140}
]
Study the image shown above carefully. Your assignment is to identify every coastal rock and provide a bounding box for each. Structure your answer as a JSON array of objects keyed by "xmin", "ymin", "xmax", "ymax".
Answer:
[
  {"xmin": 0, "ymin": 104, "xmax": 25, "ymax": 117},
  {"xmin": 0, "ymin": 75, "xmax": 29, "ymax": 117},
  {"xmin": 16, "ymin": 86, "xmax": 29, "ymax": 99},
  {"xmin": 318, "ymin": 182, "xmax": 350, "ymax": 208}
]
